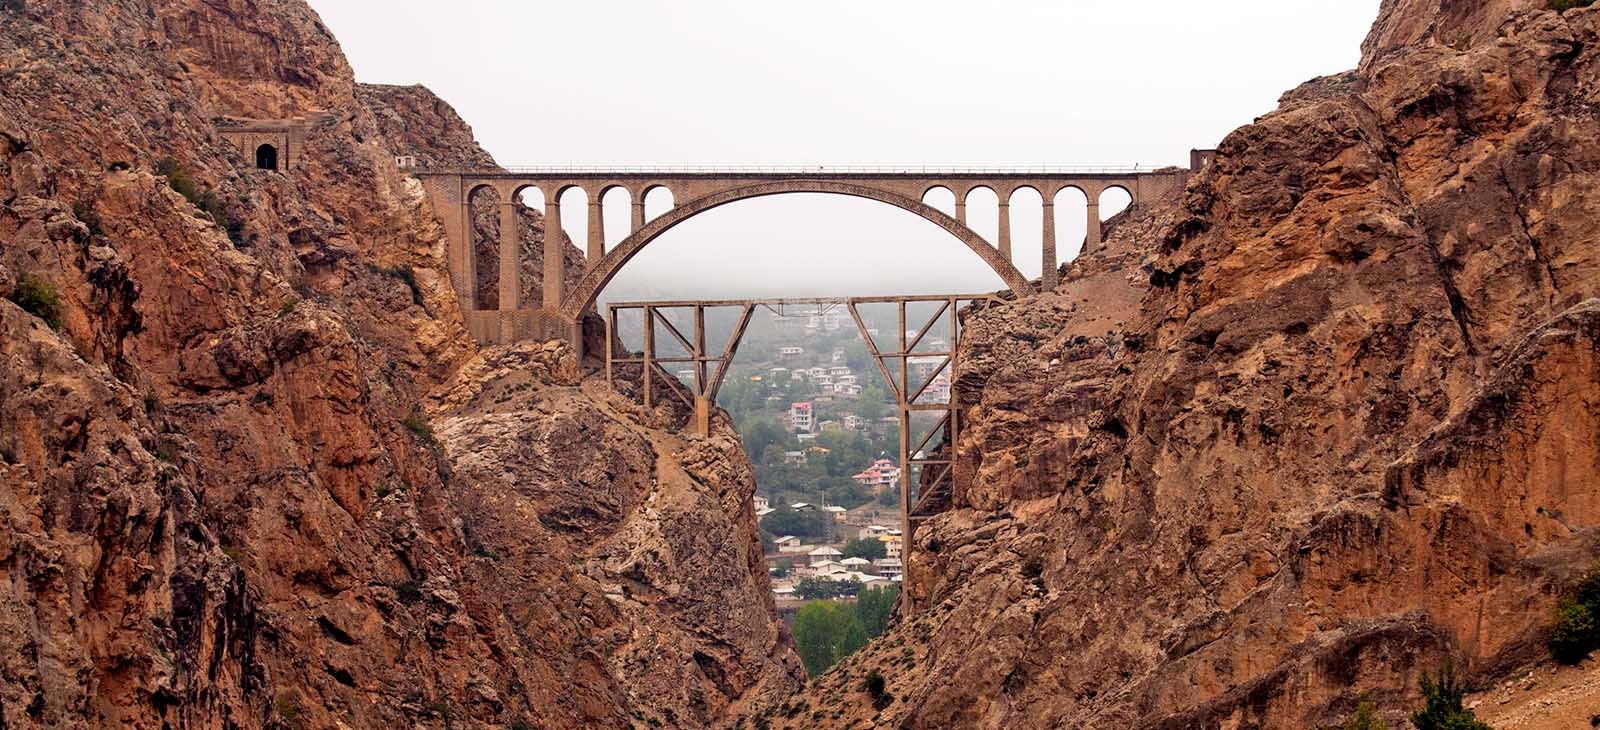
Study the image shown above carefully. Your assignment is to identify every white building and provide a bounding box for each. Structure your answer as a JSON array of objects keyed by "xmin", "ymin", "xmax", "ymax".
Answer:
[
  {"xmin": 753, "ymin": 495, "xmax": 769, "ymax": 512},
  {"xmin": 779, "ymin": 346, "xmax": 805, "ymax": 357},
  {"xmin": 808, "ymin": 547, "xmax": 843, "ymax": 565},
  {"xmin": 788, "ymin": 402, "xmax": 814, "ymax": 433}
]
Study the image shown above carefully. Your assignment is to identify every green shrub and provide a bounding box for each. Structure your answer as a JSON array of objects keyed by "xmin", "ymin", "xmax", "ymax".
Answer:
[
  {"xmin": 1330, "ymin": 693, "xmax": 1389, "ymax": 730},
  {"xmin": 368, "ymin": 264, "xmax": 424, "ymax": 306},
  {"xmin": 1550, "ymin": 0, "xmax": 1597, "ymax": 10},
  {"xmin": 155, "ymin": 156, "xmax": 229, "ymax": 227},
  {"xmin": 274, "ymin": 694, "xmax": 299, "ymax": 722},
  {"xmin": 11, "ymin": 274, "xmax": 63, "ymax": 328},
  {"xmin": 401, "ymin": 413, "xmax": 438, "ymax": 447},
  {"xmin": 1549, "ymin": 561, "xmax": 1600, "ymax": 664},
  {"xmin": 861, "ymin": 669, "xmax": 891, "ymax": 710},
  {"xmin": 1409, "ymin": 662, "xmax": 1490, "ymax": 730}
]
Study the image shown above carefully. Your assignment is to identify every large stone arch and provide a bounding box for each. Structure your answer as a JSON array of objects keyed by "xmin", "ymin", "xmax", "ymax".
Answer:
[{"xmin": 560, "ymin": 180, "xmax": 1036, "ymax": 319}]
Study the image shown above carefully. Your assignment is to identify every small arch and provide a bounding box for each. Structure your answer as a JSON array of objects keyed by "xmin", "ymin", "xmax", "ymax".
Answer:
[
  {"xmin": 255, "ymin": 144, "xmax": 279, "ymax": 171},
  {"xmin": 601, "ymin": 186, "xmax": 633, "ymax": 248},
  {"xmin": 922, "ymin": 185, "xmax": 956, "ymax": 217},
  {"xmin": 963, "ymin": 185, "xmax": 999, "ymax": 244},
  {"xmin": 643, "ymin": 186, "xmax": 675, "ymax": 221},
  {"xmin": 1099, "ymin": 186, "xmax": 1133, "ymax": 221},
  {"xmin": 1007, "ymin": 186, "xmax": 1044, "ymax": 279},
  {"xmin": 557, "ymin": 186, "xmax": 589, "ymax": 256},
  {"xmin": 1053, "ymin": 186, "xmax": 1090, "ymax": 266},
  {"xmin": 468, "ymin": 185, "xmax": 503, "ymax": 311}
]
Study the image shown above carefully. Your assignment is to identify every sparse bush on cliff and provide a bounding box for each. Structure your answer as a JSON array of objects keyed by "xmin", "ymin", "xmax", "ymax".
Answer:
[
  {"xmin": 1550, "ymin": 0, "xmax": 1597, "ymax": 11},
  {"xmin": 155, "ymin": 156, "xmax": 231, "ymax": 229},
  {"xmin": 1549, "ymin": 561, "xmax": 1600, "ymax": 664},
  {"xmin": 1409, "ymin": 663, "xmax": 1490, "ymax": 730},
  {"xmin": 1322, "ymin": 693, "xmax": 1388, "ymax": 730},
  {"xmin": 10, "ymin": 273, "xmax": 63, "ymax": 328},
  {"xmin": 861, "ymin": 669, "xmax": 891, "ymax": 710}
]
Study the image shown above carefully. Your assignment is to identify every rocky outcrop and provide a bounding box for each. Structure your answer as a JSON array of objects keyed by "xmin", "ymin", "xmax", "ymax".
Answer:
[
  {"xmin": 763, "ymin": 1, "xmax": 1600, "ymax": 728},
  {"xmin": 425, "ymin": 343, "xmax": 803, "ymax": 728},
  {"xmin": 0, "ymin": 1, "xmax": 795, "ymax": 727}
]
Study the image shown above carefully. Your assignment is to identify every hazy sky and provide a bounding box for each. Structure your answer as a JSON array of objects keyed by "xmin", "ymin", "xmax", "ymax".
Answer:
[{"xmin": 310, "ymin": 1, "xmax": 1379, "ymax": 300}]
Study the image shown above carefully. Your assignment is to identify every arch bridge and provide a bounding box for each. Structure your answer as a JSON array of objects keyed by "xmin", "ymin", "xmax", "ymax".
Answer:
[{"xmin": 413, "ymin": 158, "xmax": 1211, "ymax": 348}]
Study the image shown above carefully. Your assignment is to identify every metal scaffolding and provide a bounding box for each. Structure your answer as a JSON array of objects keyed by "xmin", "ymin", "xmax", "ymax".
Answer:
[{"xmin": 605, "ymin": 293, "xmax": 995, "ymax": 538}]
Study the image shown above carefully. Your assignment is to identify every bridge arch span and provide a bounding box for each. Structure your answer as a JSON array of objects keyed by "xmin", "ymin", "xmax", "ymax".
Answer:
[{"xmin": 559, "ymin": 180, "xmax": 1036, "ymax": 320}]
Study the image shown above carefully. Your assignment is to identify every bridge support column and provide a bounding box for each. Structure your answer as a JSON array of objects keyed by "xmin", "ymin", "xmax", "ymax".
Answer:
[
  {"xmin": 587, "ymin": 199, "xmax": 605, "ymax": 264},
  {"xmin": 955, "ymin": 199, "xmax": 967, "ymax": 225},
  {"xmin": 497, "ymin": 199, "xmax": 520, "ymax": 310},
  {"xmin": 631, "ymin": 200, "xmax": 646, "ymax": 233},
  {"xmin": 543, "ymin": 198, "xmax": 564, "ymax": 309},
  {"xmin": 1086, "ymin": 201, "xmax": 1102, "ymax": 254},
  {"xmin": 1041, "ymin": 201, "xmax": 1058, "ymax": 291},
  {"xmin": 997, "ymin": 201, "xmax": 1011, "ymax": 261}
]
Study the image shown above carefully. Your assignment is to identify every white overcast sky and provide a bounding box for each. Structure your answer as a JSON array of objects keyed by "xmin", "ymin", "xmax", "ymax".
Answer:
[{"xmin": 310, "ymin": 1, "xmax": 1379, "ymax": 300}]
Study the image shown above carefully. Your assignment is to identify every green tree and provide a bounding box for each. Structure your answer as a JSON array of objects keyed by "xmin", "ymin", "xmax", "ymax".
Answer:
[
  {"xmin": 1329, "ymin": 693, "xmax": 1388, "ymax": 730},
  {"xmin": 792, "ymin": 601, "xmax": 869, "ymax": 676},
  {"xmin": 795, "ymin": 577, "xmax": 863, "ymax": 600},
  {"xmin": 1548, "ymin": 561, "xmax": 1600, "ymax": 665},
  {"xmin": 855, "ymin": 585, "xmax": 899, "ymax": 638},
  {"xmin": 842, "ymin": 537, "xmax": 887, "ymax": 561},
  {"xmin": 759, "ymin": 505, "xmax": 830, "ymax": 539},
  {"xmin": 1409, "ymin": 663, "xmax": 1490, "ymax": 730}
]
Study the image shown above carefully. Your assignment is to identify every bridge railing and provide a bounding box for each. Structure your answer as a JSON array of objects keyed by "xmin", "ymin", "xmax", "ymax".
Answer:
[{"xmin": 479, "ymin": 164, "xmax": 1166, "ymax": 176}]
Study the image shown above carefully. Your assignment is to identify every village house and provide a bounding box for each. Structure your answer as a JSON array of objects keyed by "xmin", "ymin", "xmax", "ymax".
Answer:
[
  {"xmin": 808, "ymin": 546, "xmax": 843, "ymax": 565},
  {"xmin": 829, "ymin": 366, "xmax": 852, "ymax": 377},
  {"xmin": 807, "ymin": 366, "xmax": 827, "ymax": 378},
  {"xmin": 791, "ymin": 502, "xmax": 818, "ymax": 512},
  {"xmin": 842, "ymin": 414, "xmax": 866, "ymax": 431},
  {"xmin": 788, "ymin": 402, "xmax": 814, "ymax": 432},
  {"xmin": 753, "ymin": 495, "xmax": 769, "ymax": 512},
  {"xmin": 822, "ymin": 505, "xmax": 849, "ymax": 522},
  {"xmin": 779, "ymin": 346, "xmax": 805, "ymax": 357},
  {"xmin": 858, "ymin": 524, "xmax": 894, "ymax": 540},
  {"xmin": 783, "ymin": 451, "xmax": 807, "ymax": 465},
  {"xmin": 831, "ymin": 349, "xmax": 846, "ymax": 363},
  {"xmin": 853, "ymin": 459, "xmax": 902, "ymax": 488},
  {"xmin": 873, "ymin": 557, "xmax": 903, "ymax": 577},
  {"xmin": 773, "ymin": 535, "xmax": 804, "ymax": 553},
  {"xmin": 840, "ymin": 557, "xmax": 871, "ymax": 570}
]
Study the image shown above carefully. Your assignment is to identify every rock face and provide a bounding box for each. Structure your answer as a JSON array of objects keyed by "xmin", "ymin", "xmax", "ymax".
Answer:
[
  {"xmin": 0, "ymin": 1, "xmax": 795, "ymax": 728},
  {"xmin": 763, "ymin": 1, "xmax": 1600, "ymax": 728}
]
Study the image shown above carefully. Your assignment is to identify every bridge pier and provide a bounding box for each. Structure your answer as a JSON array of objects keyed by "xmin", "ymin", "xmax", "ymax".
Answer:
[
  {"xmin": 587, "ymin": 199, "xmax": 605, "ymax": 262},
  {"xmin": 498, "ymin": 198, "xmax": 520, "ymax": 310},
  {"xmin": 997, "ymin": 200, "xmax": 1011, "ymax": 261},
  {"xmin": 543, "ymin": 198, "xmax": 564, "ymax": 309},
  {"xmin": 1086, "ymin": 200, "xmax": 1102, "ymax": 254},
  {"xmin": 1041, "ymin": 200, "xmax": 1058, "ymax": 291}
]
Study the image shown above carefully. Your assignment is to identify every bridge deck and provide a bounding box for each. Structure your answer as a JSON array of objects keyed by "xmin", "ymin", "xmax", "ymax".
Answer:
[{"xmin": 417, "ymin": 165, "xmax": 1174, "ymax": 181}]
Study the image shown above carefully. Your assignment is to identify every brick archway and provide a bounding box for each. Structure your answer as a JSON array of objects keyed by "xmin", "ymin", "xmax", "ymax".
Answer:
[{"xmin": 559, "ymin": 180, "xmax": 1035, "ymax": 321}]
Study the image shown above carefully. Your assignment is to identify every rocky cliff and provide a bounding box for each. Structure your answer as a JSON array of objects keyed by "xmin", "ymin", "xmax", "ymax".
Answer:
[
  {"xmin": 764, "ymin": 1, "xmax": 1600, "ymax": 728},
  {"xmin": 0, "ymin": 1, "xmax": 796, "ymax": 728}
]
